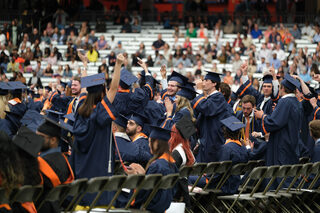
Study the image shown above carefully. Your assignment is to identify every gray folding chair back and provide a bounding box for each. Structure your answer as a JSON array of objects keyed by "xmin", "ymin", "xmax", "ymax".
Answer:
[
  {"xmin": 261, "ymin": 165, "xmax": 280, "ymax": 195},
  {"xmin": 36, "ymin": 184, "xmax": 70, "ymax": 210},
  {"xmin": 296, "ymin": 163, "xmax": 313, "ymax": 190},
  {"xmin": 142, "ymin": 174, "xmax": 180, "ymax": 210},
  {"xmin": 203, "ymin": 161, "xmax": 232, "ymax": 191},
  {"xmin": 189, "ymin": 163, "xmax": 208, "ymax": 192},
  {"xmin": 246, "ymin": 160, "xmax": 259, "ymax": 171},
  {"xmin": 216, "ymin": 162, "xmax": 248, "ymax": 190},
  {"xmin": 125, "ymin": 174, "xmax": 163, "ymax": 209},
  {"xmin": 10, "ymin": 185, "xmax": 43, "ymax": 204},
  {"xmin": 63, "ymin": 178, "xmax": 88, "ymax": 211},
  {"xmin": 179, "ymin": 166, "xmax": 193, "ymax": 178},
  {"xmin": 0, "ymin": 188, "xmax": 9, "ymax": 205},
  {"xmin": 69, "ymin": 176, "xmax": 109, "ymax": 212},
  {"xmin": 308, "ymin": 162, "xmax": 320, "ymax": 189}
]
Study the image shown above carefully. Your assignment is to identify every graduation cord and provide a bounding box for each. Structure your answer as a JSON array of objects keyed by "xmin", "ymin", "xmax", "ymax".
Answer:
[
  {"xmin": 241, "ymin": 115, "xmax": 254, "ymax": 141},
  {"xmin": 112, "ymin": 133, "xmax": 128, "ymax": 173}
]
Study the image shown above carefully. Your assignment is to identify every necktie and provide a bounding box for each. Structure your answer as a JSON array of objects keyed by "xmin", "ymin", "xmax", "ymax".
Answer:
[
  {"xmin": 245, "ymin": 117, "xmax": 250, "ymax": 141},
  {"xmin": 72, "ymin": 97, "xmax": 78, "ymax": 113}
]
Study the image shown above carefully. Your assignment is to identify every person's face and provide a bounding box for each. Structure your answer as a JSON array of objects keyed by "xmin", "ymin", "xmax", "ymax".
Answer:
[
  {"xmin": 175, "ymin": 95, "xmax": 181, "ymax": 105},
  {"xmin": 262, "ymin": 83, "xmax": 272, "ymax": 97},
  {"xmin": 126, "ymin": 120, "xmax": 138, "ymax": 136},
  {"xmin": 242, "ymin": 102, "xmax": 253, "ymax": 117},
  {"xmin": 167, "ymin": 81, "xmax": 179, "ymax": 96},
  {"xmin": 203, "ymin": 79, "xmax": 215, "ymax": 92},
  {"xmin": 36, "ymin": 131, "xmax": 54, "ymax": 152},
  {"xmin": 71, "ymin": 80, "xmax": 81, "ymax": 95}
]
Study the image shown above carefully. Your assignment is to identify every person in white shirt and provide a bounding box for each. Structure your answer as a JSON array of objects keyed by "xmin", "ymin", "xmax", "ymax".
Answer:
[
  {"xmin": 301, "ymin": 22, "xmax": 314, "ymax": 37},
  {"xmin": 273, "ymin": 44, "xmax": 286, "ymax": 61},
  {"xmin": 259, "ymin": 43, "xmax": 271, "ymax": 61}
]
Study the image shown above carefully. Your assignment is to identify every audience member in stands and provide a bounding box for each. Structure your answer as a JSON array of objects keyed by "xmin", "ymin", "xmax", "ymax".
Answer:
[
  {"xmin": 313, "ymin": 26, "xmax": 320, "ymax": 43},
  {"xmin": 132, "ymin": 17, "xmax": 141, "ymax": 33},
  {"xmin": 186, "ymin": 22, "xmax": 197, "ymax": 38},
  {"xmin": 197, "ymin": 23, "xmax": 208, "ymax": 38},
  {"xmin": 43, "ymin": 64, "xmax": 54, "ymax": 77},
  {"xmin": 251, "ymin": 23, "xmax": 263, "ymax": 39},
  {"xmin": 234, "ymin": 18, "xmax": 243, "ymax": 34},
  {"xmin": 96, "ymin": 35, "xmax": 108, "ymax": 50},
  {"xmin": 290, "ymin": 24, "xmax": 301, "ymax": 39},
  {"xmin": 86, "ymin": 45, "xmax": 99, "ymax": 62},
  {"xmin": 223, "ymin": 19, "xmax": 234, "ymax": 34},
  {"xmin": 121, "ymin": 17, "xmax": 132, "ymax": 33},
  {"xmin": 152, "ymin": 34, "xmax": 165, "ymax": 50},
  {"xmin": 113, "ymin": 41, "xmax": 125, "ymax": 55}
]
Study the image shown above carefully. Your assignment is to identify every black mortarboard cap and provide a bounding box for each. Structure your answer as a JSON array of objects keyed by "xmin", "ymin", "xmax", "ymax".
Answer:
[
  {"xmin": 7, "ymin": 81, "xmax": 27, "ymax": 94},
  {"xmin": 175, "ymin": 114, "xmax": 196, "ymax": 139},
  {"xmin": 129, "ymin": 112, "xmax": 148, "ymax": 128},
  {"xmin": 149, "ymin": 125, "xmax": 172, "ymax": 141},
  {"xmin": 37, "ymin": 116, "xmax": 67, "ymax": 138},
  {"xmin": 204, "ymin": 70, "xmax": 222, "ymax": 83},
  {"xmin": 176, "ymin": 85, "xmax": 198, "ymax": 100},
  {"xmin": 221, "ymin": 116, "xmax": 245, "ymax": 132},
  {"xmin": 168, "ymin": 71, "xmax": 188, "ymax": 85},
  {"xmin": 120, "ymin": 68, "xmax": 138, "ymax": 89},
  {"xmin": 81, "ymin": 73, "xmax": 105, "ymax": 93},
  {"xmin": 45, "ymin": 110, "xmax": 65, "ymax": 122},
  {"xmin": 12, "ymin": 126, "xmax": 44, "ymax": 157},
  {"xmin": 114, "ymin": 114, "xmax": 128, "ymax": 128},
  {"xmin": 262, "ymin": 74, "xmax": 273, "ymax": 84},
  {"xmin": 281, "ymin": 74, "xmax": 301, "ymax": 91},
  {"xmin": 0, "ymin": 82, "xmax": 10, "ymax": 95}
]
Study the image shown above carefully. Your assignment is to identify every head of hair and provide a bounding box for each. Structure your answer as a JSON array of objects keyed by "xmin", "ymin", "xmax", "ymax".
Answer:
[
  {"xmin": 0, "ymin": 131, "xmax": 24, "ymax": 194},
  {"xmin": 309, "ymin": 120, "xmax": 320, "ymax": 139},
  {"xmin": 112, "ymin": 121, "xmax": 126, "ymax": 132},
  {"xmin": 241, "ymin": 94, "xmax": 256, "ymax": 106},
  {"xmin": 176, "ymin": 96, "xmax": 196, "ymax": 123},
  {"xmin": 222, "ymin": 126, "xmax": 241, "ymax": 140},
  {"xmin": 73, "ymin": 76, "xmax": 81, "ymax": 83},
  {"xmin": 0, "ymin": 95, "xmax": 9, "ymax": 119},
  {"xmin": 78, "ymin": 89, "xmax": 105, "ymax": 118},
  {"xmin": 168, "ymin": 125, "xmax": 195, "ymax": 166},
  {"xmin": 281, "ymin": 84, "xmax": 295, "ymax": 94},
  {"xmin": 146, "ymin": 138, "xmax": 171, "ymax": 169},
  {"xmin": 220, "ymin": 82, "xmax": 231, "ymax": 101},
  {"xmin": 210, "ymin": 80, "xmax": 220, "ymax": 90},
  {"xmin": 311, "ymin": 63, "xmax": 319, "ymax": 74}
]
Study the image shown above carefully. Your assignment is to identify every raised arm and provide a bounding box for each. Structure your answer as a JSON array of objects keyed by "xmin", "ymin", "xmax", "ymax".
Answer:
[{"xmin": 107, "ymin": 54, "xmax": 124, "ymax": 103}]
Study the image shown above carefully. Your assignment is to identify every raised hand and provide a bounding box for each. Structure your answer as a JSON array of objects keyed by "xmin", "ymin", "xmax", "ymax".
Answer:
[
  {"xmin": 116, "ymin": 54, "xmax": 125, "ymax": 65},
  {"xmin": 160, "ymin": 64, "xmax": 166, "ymax": 79}
]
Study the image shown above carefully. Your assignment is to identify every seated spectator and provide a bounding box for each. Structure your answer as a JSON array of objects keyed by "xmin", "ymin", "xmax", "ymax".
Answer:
[
  {"xmin": 251, "ymin": 23, "xmax": 263, "ymax": 39},
  {"xmin": 175, "ymin": 54, "xmax": 192, "ymax": 68},
  {"xmin": 7, "ymin": 58, "xmax": 19, "ymax": 72},
  {"xmin": 41, "ymin": 30, "xmax": 51, "ymax": 45},
  {"xmin": 213, "ymin": 22, "xmax": 223, "ymax": 40},
  {"xmin": 45, "ymin": 22, "xmax": 54, "ymax": 36},
  {"xmin": 86, "ymin": 45, "xmax": 99, "ymax": 62},
  {"xmin": 299, "ymin": 67, "xmax": 312, "ymax": 83},
  {"xmin": 273, "ymin": 44, "xmax": 286, "ymax": 61},
  {"xmin": 67, "ymin": 30, "xmax": 77, "ymax": 44},
  {"xmin": 223, "ymin": 70, "xmax": 234, "ymax": 85},
  {"xmin": 313, "ymin": 26, "xmax": 320, "ymax": 43},
  {"xmin": 27, "ymin": 70, "xmax": 42, "ymax": 88},
  {"xmin": 109, "ymin": 35, "xmax": 117, "ymax": 50},
  {"xmin": 56, "ymin": 65, "xmax": 63, "ymax": 75},
  {"xmin": 108, "ymin": 51, "xmax": 116, "ymax": 66},
  {"xmin": 275, "ymin": 35, "xmax": 284, "ymax": 50},
  {"xmin": 290, "ymin": 24, "xmax": 301, "ymax": 39},
  {"xmin": 301, "ymin": 21, "xmax": 314, "ymax": 37},
  {"xmin": 247, "ymin": 58, "xmax": 257, "ymax": 75},
  {"xmin": 186, "ymin": 22, "xmax": 197, "ymax": 38},
  {"xmin": 16, "ymin": 72, "xmax": 26, "ymax": 84},
  {"xmin": 53, "ymin": 47, "xmax": 63, "ymax": 61},
  {"xmin": 242, "ymin": 34, "xmax": 252, "ymax": 49},
  {"xmin": 283, "ymin": 28, "xmax": 294, "ymax": 46},
  {"xmin": 24, "ymin": 47, "xmax": 33, "ymax": 61},
  {"xmin": 113, "ymin": 41, "xmax": 125, "ymax": 55},
  {"xmin": 152, "ymin": 34, "xmax": 165, "ymax": 50},
  {"xmin": 121, "ymin": 17, "xmax": 132, "ymax": 33},
  {"xmin": 63, "ymin": 65, "xmax": 73, "ymax": 78},
  {"xmin": 33, "ymin": 60, "xmax": 43, "ymax": 77},
  {"xmin": 224, "ymin": 19, "xmax": 234, "ymax": 34},
  {"xmin": 233, "ymin": 33, "xmax": 243, "ymax": 48},
  {"xmin": 197, "ymin": 23, "xmax": 208, "ymax": 38},
  {"xmin": 51, "ymin": 27, "xmax": 59, "ymax": 43},
  {"xmin": 257, "ymin": 57, "xmax": 267, "ymax": 73},
  {"xmin": 154, "ymin": 54, "xmax": 167, "ymax": 67},
  {"xmin": 0, "ymin": 30, "xmax": 6, "ymax": 46},
  {"xmin": 88, "ymin": 30, "xmax": 98, "ymax": 44},
  {"xmin": 268, "ymin": 27, "xmax": 280, "ymax": 44},
  {"xmin": 183, "ymin": 37, "xmax": 192, "ymax": 49},
  {"xmin": 234, "ymin": 18, "xmax": 243, "ymax": 34},
  {"xmin": 58, "ymin": 28, "xmax": 67, "ymax": 45},
  {"xmin": 232, "ymin": 52, "xmax": 242, "ymax": 72},
  {"xmin": 43, "ymin": 64, "xmax": 53, "ymax": 77},
  {"xmin": 69, "ymin": 55, "xmax": 78, "ymax": 71},
  {"xmin": 30, "ymin": 28, "xmax": 41, "ymax": 44},
  {"xmin": 218, "ymin": 46, "xmax": 228, "ymax": 64},
  {"xmin": 146, "ymin": 55, "xmax": 154, "ymax": 67},
  {"xmin": 132, "ymin": 17, "xmax": 141, "ymax": 33},
  {"xmin": 269, "ymin": 53, "xmax": 281, "ymax": 69},
  {"xmin": 96, "ymin": 35, "xmax": 108, "ymax": 50},
  {"xmin": 45, "ymin": 52, "xmax": 57, "ymax": 65}
]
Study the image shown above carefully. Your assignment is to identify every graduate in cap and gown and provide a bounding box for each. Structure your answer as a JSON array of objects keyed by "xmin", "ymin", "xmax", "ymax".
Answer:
[
  {"xmin": 126, "ymin": 111, "xmax": 152, "ymax": 159},
  {"xmin": 161, "ymin": 84, "xmax": 197, "ymax": 130},
  {"xmin": 191, "ymin": 71, "xmax": 232, "ymax": 162},
  {"xmin": 112, "ymin": 114, "xmax": 151, "ymax": 165},
  {"xmin": 11, "ymin": 126, "xmax": 44, "ymax": 213},
  {"xmin": 255, "ymin": 74, "xmax": 302, "ymax": 167},
  {"xmin": 35, "ymin": 117, "xmax": 74, "ymax": 213},
  {"xmin": 69, "ymin": 54, "xmax": 124, "ymax": 206},
  {"xmin": 113, "ymin": 58, "xmax": 154, "ymax": 117},
  {"xmin": 161, "ymin": 70, "xmax": 189, "ymax": 102},
  {"xmin": 124, "ymin": 125, "xmax": 178, "ymax": 213}
]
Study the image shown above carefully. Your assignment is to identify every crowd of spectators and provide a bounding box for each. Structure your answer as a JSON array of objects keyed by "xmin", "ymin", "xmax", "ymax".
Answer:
[{"xmin": 1, "ymin": 15, "xmax": 320, "ymax": 93}]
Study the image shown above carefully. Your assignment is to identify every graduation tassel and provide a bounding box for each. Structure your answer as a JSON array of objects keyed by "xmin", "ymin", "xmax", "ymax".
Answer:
[{"xmin": 108, "ymin": 127, "xmax": 113, "ymax": 174}]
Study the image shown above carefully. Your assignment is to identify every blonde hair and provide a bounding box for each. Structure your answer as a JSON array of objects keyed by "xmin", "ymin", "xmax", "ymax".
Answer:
[
  {"xmin": 175, "ymin": 95, "xmax": 196, "ymax": 123},
  {"xmin": 0, "ymin": 95, "xmax": 9, "ymax": 119}
]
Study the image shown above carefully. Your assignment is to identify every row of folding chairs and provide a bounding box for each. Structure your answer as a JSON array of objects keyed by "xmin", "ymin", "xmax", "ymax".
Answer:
[
  {"xmin": 180, "ymin": 159, "xmax": 320, "ymax": 213},
  {"xmin": 0, "ymin": 173, "xmax": 179, "ymax": 213}
]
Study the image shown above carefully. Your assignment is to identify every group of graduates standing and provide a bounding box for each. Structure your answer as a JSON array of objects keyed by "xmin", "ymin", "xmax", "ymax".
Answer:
[{"xmin": 0, "ymin": 52, "xmax": 320, "ymax": 213}]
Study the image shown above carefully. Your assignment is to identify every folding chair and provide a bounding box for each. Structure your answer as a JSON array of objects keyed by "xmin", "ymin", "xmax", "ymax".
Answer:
[
  {"xmin": 0, "ymin": 188, "xmax": 9, "ymax": 205},
  {"xmin": 142, "ymin": 174, "xmax": 180, "ymax": 210},
  {"xmin": 188, "ymin": 163, "xmax": 208, "ymax": 193},
  {"xmin": 63, "ymin": 178, "xmax": 88, "ymax": 211},
  {"xmin": 10, "ymin": 185, "xmax": 43, "ymax": 204},
  {"xmin": 179, "ymin": 165, "xmax": 193, "ymax": 178},
  {"xmin": 67, "ymin": 176, "xmax": 109, "ymax": 212},
  {"xmin": 106, "ymin": 174, "xmax": 144, "ymax": 212},
  {"xmin": 299, "ymin": 157, "xmax": 310, "ymax": 164},
  {"xmin": 36, "ymin": 184, "xmax": 71, "ymax": 211},
  {"xmin": 217, "ymin": 166, "xmax": 268, "ymax": 213}
]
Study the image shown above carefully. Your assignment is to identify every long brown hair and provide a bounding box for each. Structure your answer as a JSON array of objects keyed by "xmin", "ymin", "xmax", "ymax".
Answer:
[
  {"xmin": 0, "ymin": 95, "xmax": 9, "ymax": 119},
  {"xmin": 78, "ymin": 89, "xmax": 105, "ymax": 118},
  {"xmin": 168, "ymin": 125, "xmax": 195, "ymax": 166},
  {"xmin": 146, "ymin": 138, "xmax": 172, "ymax": 170},
  {"xmin": 175, "ymin": 95, "xmax": 196, "ymax": 123}
]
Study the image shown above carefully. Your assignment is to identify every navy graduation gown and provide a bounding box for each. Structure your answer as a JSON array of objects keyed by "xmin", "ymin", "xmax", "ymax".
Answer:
[
  {"xmin": 143, "ymin": 100, "xmax": 166, "ymax": 125},
  {"xmin": 132, "ymin": 135, "xmax": 152, "ymax": 160},
  {"xmin": 115, "ymin": 133, "xmax": 151, "ymax": 164},
  {"xmin": 261, "ymin": 95, "xmax": 302, "ymax": 166},
  {"xmin": 161, "ymin": 107, "xmax": 190, "ymax": 129},
  {"xmin": 191, "ymin": 92, "xmax": 232, "ymax": 162},
  {"xmin": 70, "ymin": 95, "xmax": 118, "ymax": 206},
  {"xmin": 218, "ymin": 140, "xmax": 249, "ymax": 194},
  {"xmin": 132, "ymin": 157, "xmax": 178, "ymax": 213},
  {"xmin": 235, "ymin": 111, "xmax": 262, "ymax": 135}
]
